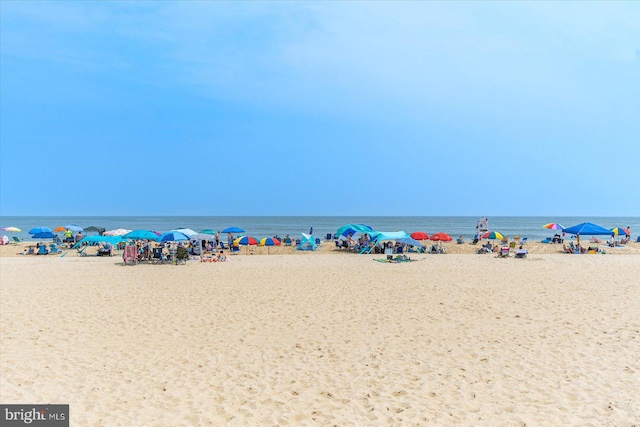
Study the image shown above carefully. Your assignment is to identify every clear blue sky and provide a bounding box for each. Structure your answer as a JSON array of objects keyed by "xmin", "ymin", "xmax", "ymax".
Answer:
[{"xmin": 1, "ymin": 2, "xmax": 638, "ymax": 216}]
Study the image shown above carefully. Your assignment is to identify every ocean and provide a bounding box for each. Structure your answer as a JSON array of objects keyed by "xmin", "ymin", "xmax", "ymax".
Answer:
[{"xmin": 1, "ymin": 216, "xmax": 638, "ymax": 242}]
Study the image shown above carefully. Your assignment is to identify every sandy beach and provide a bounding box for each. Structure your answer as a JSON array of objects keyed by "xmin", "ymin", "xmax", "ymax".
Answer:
[{"xmin": 1, "ymin": 247, "xmax": 639, "ymax": 426}]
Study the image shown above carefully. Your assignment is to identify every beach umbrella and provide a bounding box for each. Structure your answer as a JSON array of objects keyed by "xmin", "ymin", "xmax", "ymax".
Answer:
[
  {"xmin": 259, "ymin": 237, "xmax": 280, "ymax": 246},
  {"xmin": 410, "ymin": 231, "xmax": 429, "ymax": 240},
  {"xmin": 199, "ymin": 229, "xmax": 217, "ymax": 235},
  {"xmin": 53, "ymin": 226, "xmax": 67, "ymax": 232},
  {"xmin": 157, "ymin": 231, "xmax": 190, "ymax": 242},
  {"xmin": 124, "ymin": 230, "xmax": 159, "ymax": 241},
  {"xmin": 485, "ymin": 231, "xmax": 504, "ymax": 240},
  {"xmin": 31, "ymin": 232, "xmax": 56, "ymax": 239},
  {"xmin": 542, "ymin": 223, "xmax": 564, "ymax": 231},
  {"xmin": 611, "ymin": 227, "xmax": 630, "ymax": 236},
  {"xmin": 430, "ymin": 232, "xmax": 452, "ymax": 242},
  {"xmin": 64, "ymin": 224, "xmax": 84, "ymax": 233},
  {"xmin": 234, "ymin": 235, "xmax": 259, "ymax": 246},
  {"xmin": 174, "ymin": 228, "xmax": 197, "ymax": 237},
  {"xmin": 222, "ymin": 227, "xmax": 245, "ymax": 233},
  {"xmin": 29, "ymin": 227, "xmax": 52, "ymax": 234},
  {"xmin": 1, "ymin": 227, "xmax": 21, "ymax": 232},
  {"xmin": 104, "ymin": 228, "xmax": 133, "ymax": 236},
  {"xmin": 259, "ymin": 237, "xmax": 280, "ymax": 254}
]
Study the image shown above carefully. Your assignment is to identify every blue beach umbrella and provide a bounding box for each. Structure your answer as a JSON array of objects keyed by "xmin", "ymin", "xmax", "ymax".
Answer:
[
  {"xmin": 222, "ymin": 227, "xmax": 245, "ymax": 233},
  {"xmin": 29, "ymin": 227, "xmax": 52, "ymax": 234},
  {"xmin": 64, "ymin": 224, "xmax": 84, "ymax": 233},
  {"xmin": 32, "ymin": 232, "xmax": 56, "ymax": 239},
  {"xmin": 157, "ymin": 231, "xmax": 190, "ymax": 242}
]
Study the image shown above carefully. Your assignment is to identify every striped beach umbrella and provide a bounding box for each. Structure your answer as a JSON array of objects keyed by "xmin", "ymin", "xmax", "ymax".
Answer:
[
  {"xmin": 542, "ymin": 223, "xmax": 564, "ymax": 230},
  {"xmin": 259, "ymin": 237, "xmax": 281, "ymax": 246},
  {"xmin": 259, "ymin": 237, "xmax": 280, "ymax": 254},
  {"xmin": 1, "ymin": 226, "xmax": 21, "ymax": 232},
  {"xmin": 104, "ymin": 228, "xmax": 133, "ymax": 236},
  {"xmin": 485, "ymin": 231, "xmax": 504, "ymax": 240},
  {"xmin": 234, "ymin": 235, "xmax": 259, "ymax": 246},
  {"xmin": 611, "ymin": 227, "xmax": 629, "ymax": 236}
]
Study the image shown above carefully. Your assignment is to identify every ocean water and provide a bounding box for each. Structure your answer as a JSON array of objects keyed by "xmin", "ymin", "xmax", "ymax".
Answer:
[{"xmin": 1, "ymin": 216, "xmax": 638, "ymax": 242}]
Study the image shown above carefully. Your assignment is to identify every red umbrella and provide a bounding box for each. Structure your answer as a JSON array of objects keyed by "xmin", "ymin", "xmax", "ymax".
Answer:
[
  {"xmin": 430, "ymin": 232, "xmax": 452, "ymax": 242},
  {"xmin": 410, "ymin": 231, "xmax": 429, "ymax": 240}
]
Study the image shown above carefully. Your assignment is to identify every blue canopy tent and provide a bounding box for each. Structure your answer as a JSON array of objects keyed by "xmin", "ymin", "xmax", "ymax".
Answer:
[
  {"xmin": 296, "ymin": 233, "xmax": 317, "ymax": 251},
  {"xmin": 63, "ymin": 235, "xmax": 130, "ymax": 257},
  {"xmin": 124, "ymin": 230, "xmax": 159, "ymax": 241},
  {"xmin": 336, "ymin": 224, "xmax": 373, "ymax": 237},
  {"xmin": 562, "ymin": 222, "xmax": 613, "ymax": 244},
  {"xmin": 360, "ymin": 231, "xmax": 414, "ymax": 254}
]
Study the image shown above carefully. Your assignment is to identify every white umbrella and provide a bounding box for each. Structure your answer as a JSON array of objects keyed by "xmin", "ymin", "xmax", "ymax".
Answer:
[{"xmin": 104, "ymin": 228, "xmax": 132, "ymax": 236}]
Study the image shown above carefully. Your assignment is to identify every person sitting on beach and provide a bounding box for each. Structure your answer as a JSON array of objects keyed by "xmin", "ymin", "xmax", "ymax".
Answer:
[
  {"xmin": 457, "ymin": 235, "xmax": 464, "ymax": 244},
  {"xmin": 217, "ymin": 250, "xmax": 227, "ymax": 262},
  {"xmin": 609, "ymin": 234, "xmax": 615, "ymax": 247}
]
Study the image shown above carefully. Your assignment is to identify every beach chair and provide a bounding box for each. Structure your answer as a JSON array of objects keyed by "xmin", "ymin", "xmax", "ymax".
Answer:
[
  {"xmin": 430, "ymin": 244, "xmax": 441, "ymax": 254},
  {"xmin": 498, "ymin": 246, "xmax": 510, "ymax": 258},
  {"xmin": 509, "ymin": 241, "xmax": 516, "ymax": 249},
  {"xmin": 123, "ymin": 245, "xmax": 138, "ymax": 265},
  {"xmin": 229, "ymin": 245, "xmax": 241, "ymax": 254},
  {"xmin": 152, "ymin": 247, "xmax": 164, "ymax": 264},
  {"xmin": 49, "ymin": 244, "xmax": 62, "ymax": 254},
  {"xmin": 176, "ymin": 247, "xmax": 189, "ymax": 264},
  {"xmin": 315, "ymin": 238, "xmax": 321, "ymax": 245},
  {"xmin": 514, "ymin": 249, "xmax": 528, "ymax": 258},
  {"xmin": 11, "ymin": 236, "xmax": 21, "ymax": 244},
  {"xmin": 325, "ymin": 233, "xmax": 333, "ymax": 241},
  {"xmin": 520, "ymin": 237, "xmax": 528, "ymax": 245}
]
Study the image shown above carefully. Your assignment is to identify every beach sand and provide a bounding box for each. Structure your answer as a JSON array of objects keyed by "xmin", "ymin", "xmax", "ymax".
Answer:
[{"xmin": 1, "ymin": 249, "xmax": 639, "ymax": 425}]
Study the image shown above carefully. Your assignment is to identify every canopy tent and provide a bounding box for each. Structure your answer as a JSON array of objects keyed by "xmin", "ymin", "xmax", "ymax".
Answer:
[
  {"xmin": 71, "ymin": 235, "xmax": 128, "ymax": 248},
  {"xmin": 84, "ymin": 226, "xmax": 106, "ymax": 235},
  {"xmin": 335, "ymin": 224, "xmax": 374, "ymax": 238},
  {"xmin": 296, "ymin": 233, "xmax": 317, "ymax": 251},
  {"xmin": 396, "ymin": 238, "xmax": 425, "ymax": 248},
  {"xmin": 64, "ymin": 235, "xmax": 130, "ymax": 257},
  {"xmin": 369, "ymin": 231, "xmax": 411, "ymax": 243},
  {"xmin": 124, "ymin": 230, "xmax": 159, "ymax": 241},
  {"xmin": 562, "ymin": 222, "xmax": 612, "ymax": 244},
  {"xmin": 357, "ymin": 231, "xmax": 419, "ymax": 254}
]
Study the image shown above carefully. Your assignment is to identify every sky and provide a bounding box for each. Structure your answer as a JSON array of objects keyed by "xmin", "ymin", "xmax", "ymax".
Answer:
[{"xmin": 1, "ymin": 1, "xmax": 639, "ymax": 216}]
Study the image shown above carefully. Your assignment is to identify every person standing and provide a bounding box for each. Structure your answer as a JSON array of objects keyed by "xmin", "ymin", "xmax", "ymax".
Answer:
[{"xmin": 214, "ymin": 231, "xmax": 220, "ymax": 248}]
